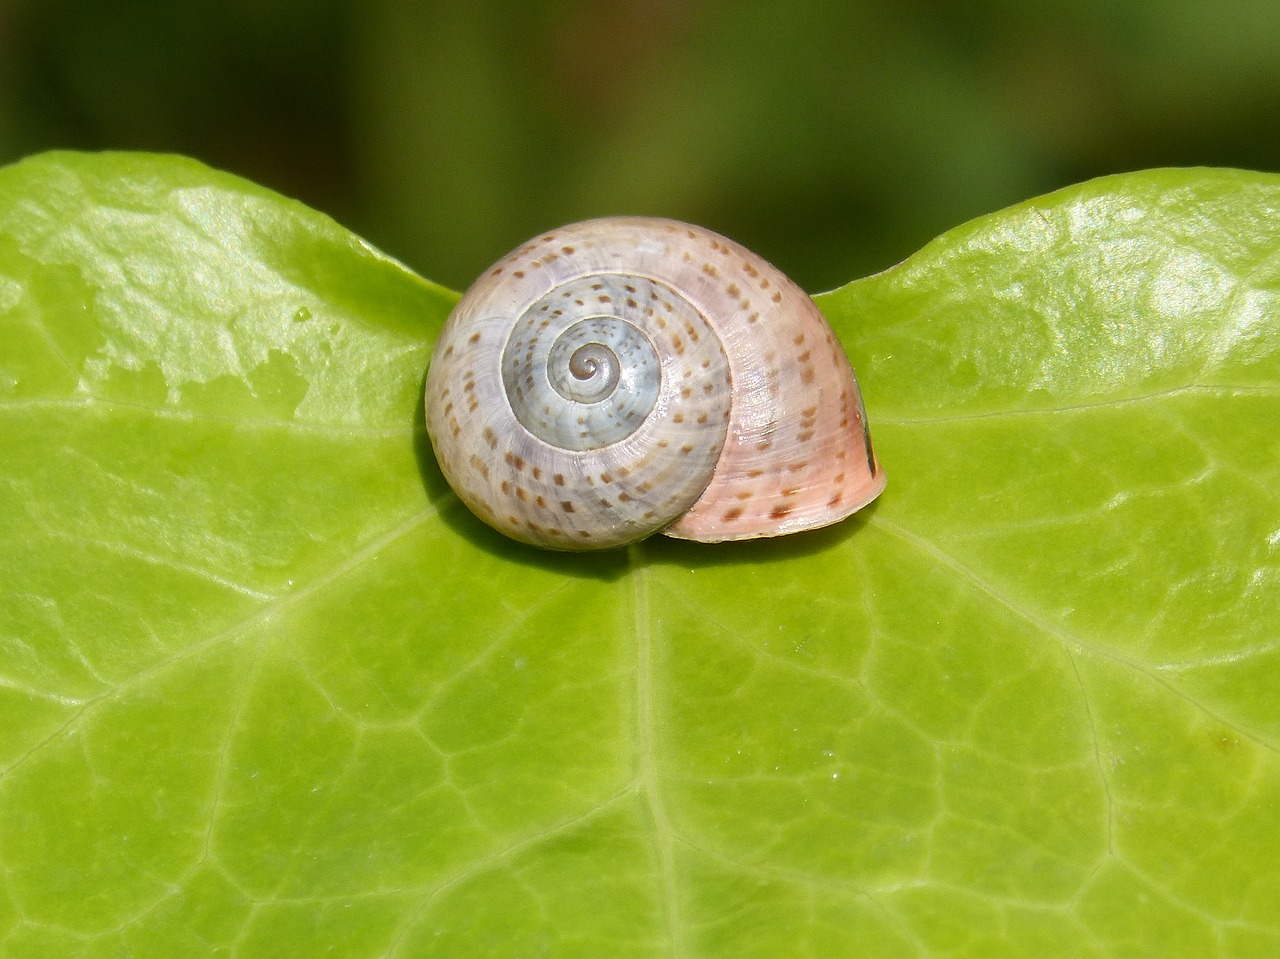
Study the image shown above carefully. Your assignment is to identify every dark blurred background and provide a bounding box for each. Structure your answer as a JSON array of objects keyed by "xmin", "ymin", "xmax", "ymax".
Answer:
[{"xmin": 2, "ymin": 0, "xmax": 1278, "ymax": 293}]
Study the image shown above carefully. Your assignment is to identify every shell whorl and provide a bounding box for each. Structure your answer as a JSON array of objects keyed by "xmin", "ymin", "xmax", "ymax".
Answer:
[{"xmin": 425, "ymin": 217, "xmax": 885, "ymax": 550}]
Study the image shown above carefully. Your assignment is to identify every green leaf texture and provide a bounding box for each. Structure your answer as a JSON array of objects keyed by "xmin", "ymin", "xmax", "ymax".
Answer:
[{"xmin": 1, "ymin": 154, "xmax": 1277, "ymax": 957}]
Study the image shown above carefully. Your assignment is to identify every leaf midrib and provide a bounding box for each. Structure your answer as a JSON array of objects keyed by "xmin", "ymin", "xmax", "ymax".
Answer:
[{"xmin": 630, "ymin": 541, "xmax": 686, "ymax": 958}]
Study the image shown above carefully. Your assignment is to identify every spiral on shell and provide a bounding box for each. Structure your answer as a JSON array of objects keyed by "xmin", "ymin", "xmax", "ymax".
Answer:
[{"xmin": 424, "ymin": 217, "xmax": 884, "ymax": 550}]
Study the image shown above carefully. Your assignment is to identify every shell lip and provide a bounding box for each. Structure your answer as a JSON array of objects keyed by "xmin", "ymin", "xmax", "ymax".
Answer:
[{"xmin": 661, "ymin": 465, "xmax": 887, "ymax": 544}]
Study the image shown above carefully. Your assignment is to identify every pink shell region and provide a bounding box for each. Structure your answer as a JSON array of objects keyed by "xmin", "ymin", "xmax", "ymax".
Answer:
[{"xmin": 650, "ymin": 222, "xmax": 886, "ymax": 542}]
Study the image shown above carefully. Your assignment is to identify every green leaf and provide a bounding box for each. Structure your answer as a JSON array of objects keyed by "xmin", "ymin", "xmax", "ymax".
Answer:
[{"xmin": 1, "ymin": 153, "xmax": 1277, "ymax": 957}]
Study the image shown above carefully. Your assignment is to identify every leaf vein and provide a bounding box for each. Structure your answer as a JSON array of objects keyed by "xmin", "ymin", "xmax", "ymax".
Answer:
[
  {"xmin": 875, "ymin": 383, "xmax": 1280, "ymax": 426},
  {"xmin": 0, "ymin": 506, "xmax": 435, "ymax": 786},
  {"xmin": 630, "ymin": 542, "xmax": 686, "ymax": 959},
  {"xmin": 870, "ymin": 516, "xmax": 1280, "ymax": 759}
]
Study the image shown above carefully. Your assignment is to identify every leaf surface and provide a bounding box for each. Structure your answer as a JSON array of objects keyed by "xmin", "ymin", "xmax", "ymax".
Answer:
[{"xmin": 0, "ymin": 154, "xmax": 1277, "ymax": 957}]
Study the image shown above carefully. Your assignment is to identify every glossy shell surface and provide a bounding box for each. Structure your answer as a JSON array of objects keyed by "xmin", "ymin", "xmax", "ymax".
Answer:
[{"xmin": 425, "ymin": 217, "xmax": 885, "ymax": 550}]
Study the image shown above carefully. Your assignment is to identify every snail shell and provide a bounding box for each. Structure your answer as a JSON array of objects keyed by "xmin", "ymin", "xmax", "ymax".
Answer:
[{"xmin": 424, "ymin": 217, "xmax": 885, "ymax": 550}]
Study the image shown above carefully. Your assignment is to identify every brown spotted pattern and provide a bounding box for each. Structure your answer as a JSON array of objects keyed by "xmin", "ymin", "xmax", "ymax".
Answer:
[{"xmin": 424, "ymin": 217, "xmax": 884, "ymax": 550}]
